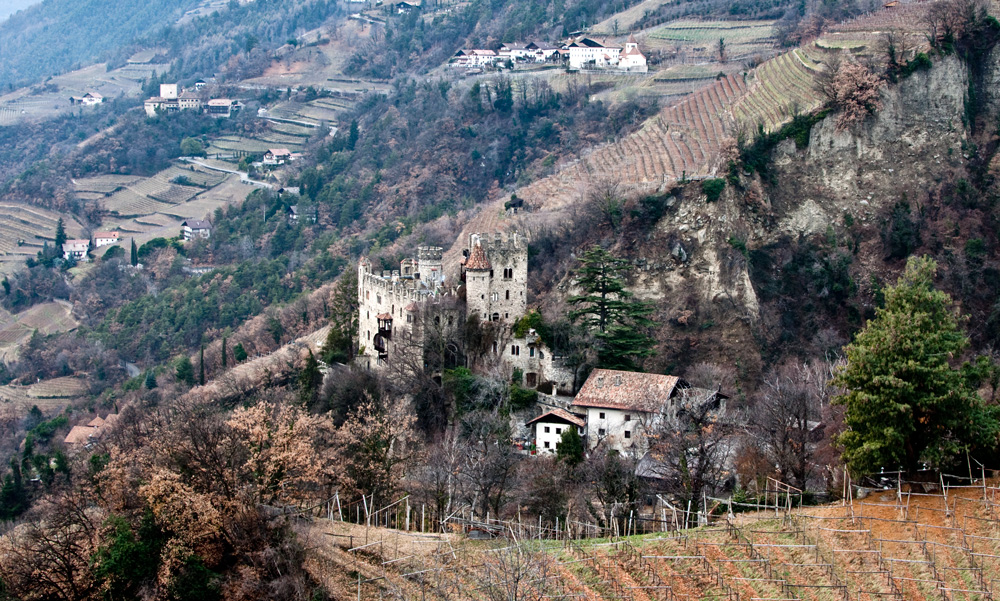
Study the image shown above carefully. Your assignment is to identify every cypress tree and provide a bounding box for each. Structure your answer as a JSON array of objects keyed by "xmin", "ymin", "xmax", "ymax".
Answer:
[
  {"xmin": 54, "ymin": 218, "xmax": 66, "ymax": 249},
  {"xmin": 199, "ymin": 345, "xmax": 205, "ymax": 386},
  {"xmin": 221, "ymin": 337, "xmax": 227, "ymax": 368},
  {"xmin": 130, "ymin": 238, "xmax": 138, "ymax": 267}
]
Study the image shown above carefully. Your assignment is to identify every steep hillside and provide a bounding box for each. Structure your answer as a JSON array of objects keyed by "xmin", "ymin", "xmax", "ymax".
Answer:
[{"xmin": 0, "ymin": 0, "xmax": 201, "ymax": 87}]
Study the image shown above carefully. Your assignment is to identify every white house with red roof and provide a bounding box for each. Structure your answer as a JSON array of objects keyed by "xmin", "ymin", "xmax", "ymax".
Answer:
[
  {"xmin": 264, "ymin": 148, "xmax": 293, "ymax": 165},
  {"xmin": 567, "ymin": 37, "xmax": 621, "ymax": 69},
  {"xmin": 618, "ymin": 34, "xmax": 648, "ymax": 72},
  {"xmin": 62, "ymin": 239, "xmax": 90, "ymax": 262},
  {"xmin": 570, "ymin": 369, "xmax": 691, "ymax": 453},
  {"xmin": 526, "ymin": 408, "xmax": 586, "ymax": 454},
  {"xmin": 93, "ymin": 231, "xmax": 121, "ymax": 248}
]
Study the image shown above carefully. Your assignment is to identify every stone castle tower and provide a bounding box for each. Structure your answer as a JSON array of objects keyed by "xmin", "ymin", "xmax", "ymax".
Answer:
[{"xmin": 463, "ymin": 232, "xmax": 528, "ymax": 324}]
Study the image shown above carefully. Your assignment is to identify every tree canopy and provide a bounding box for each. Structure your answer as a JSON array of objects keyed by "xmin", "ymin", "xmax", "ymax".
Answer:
[
  {"xmin": 833, "ymin": 256, "xmax": 999, "ymax": 475},
  {"xmin": 568, "ymin": 246, "xmax": 655, "ymax": 370}
]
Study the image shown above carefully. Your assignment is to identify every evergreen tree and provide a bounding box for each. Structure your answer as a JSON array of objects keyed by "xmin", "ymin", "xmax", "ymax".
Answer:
[
  {"xmin": 130, "ymin": 238, "xmax": 139, "ymax": 267},
  {"xmin": 568, "ymin": 246, "xmax": 656, "ymax": 370},
  {"xmin": 834, "ymin": 256, "xmax": 1000, "ymax": 475},
  {"xmin": 175, "ymin": 356, "xmax": 195, "ymax": 387},
  {"xmin": 221, "ymin": 336, "xmax": 228, "ymax": 368},
  {"xmin": 298, "ymin": 350, "xmax": 323, "ymax": 406},
  {"xmin": 556, "ymin": 426, "xmax": 585, "ymax": 467},
  {"xmin": 144, "ymin": 370, "xmax": 157, "ymax": 390},
  {"xmin": 233, "ymin": 343, "xmax": 248, "ymax": 363},
  {"xmin": 199, "ymin": 345, "xmax": 205, "ymax": 386},
  {"xmin": 54, "ymin": 218, "xmax": 66, "ymax": 249}
]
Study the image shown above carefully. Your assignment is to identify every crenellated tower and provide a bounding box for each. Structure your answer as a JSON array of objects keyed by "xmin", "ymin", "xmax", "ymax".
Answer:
[{"xmin": 463, "ymin": 232, "xmax": 528, "ymax": 324}]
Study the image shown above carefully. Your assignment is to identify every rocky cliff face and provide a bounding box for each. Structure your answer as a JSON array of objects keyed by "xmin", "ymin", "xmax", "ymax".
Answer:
[{"xmin": 620, "ymin": 53, "xmax": 998, "ymax": 376}]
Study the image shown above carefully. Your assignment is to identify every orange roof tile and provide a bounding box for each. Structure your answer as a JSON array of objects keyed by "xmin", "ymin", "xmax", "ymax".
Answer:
[
  {"xmin": 571, "ymin": 369, "xmax": 684, "ymax": 412},
  {"xmin": 526, "ymin": 408, "xmax": 586, "ymax": 428},
  {"xmin": 376, "ymin": 312, "xmax": 392, "ymax": 320},
  {"xmin": 64, "ymin": 425, "xmax": 96, "ymax": 445},
  {"xmin": 465, "ymin": 242, "xmax": 491, "ymax": 271}
]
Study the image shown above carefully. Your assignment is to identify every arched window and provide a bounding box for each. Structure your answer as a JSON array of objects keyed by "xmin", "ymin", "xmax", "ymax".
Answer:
[
  {"xmin": 491, "ymin": 292, "xmax": 499, "ymax": 302},
  {"xmin": 505, "ymin": 290, "xmax": 510, "ymax": 300}
]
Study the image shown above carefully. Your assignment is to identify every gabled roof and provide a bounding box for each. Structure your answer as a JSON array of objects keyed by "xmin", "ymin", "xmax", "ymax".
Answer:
[
  {"xmin": 376, "ymin": 312, "xmax": 392, "ymax": 320},
  {"xmin": 94, "ymin": 231, "xmax": 120, "ymax": 239},
  {"xmin": 465, "ymin": 242, "xmax": 492, "ymax": 271},
  {"xmin": 571, "ymin": 369, "xmax": 687, "ymax": 412},
  {"xmin": 87, "ymin": 416, "xmax": 105, "ymax": 427},
  {"xmin": 64, "ymin": 425, "xmax": 95, "ymax": 445},
  {"xmin": 182, "ymin": 219, "xmax": 212, "ymax": 229},
  {"xmin": 623, "ymin": 45, "xmax": 645, "ymax": 57},
  {"xmin": 526, "ymin": 408, "xmax": 586, "ymax": 429},
  {"xmin": 501, "ymin": 42, "xmax": 528, "ymax": 50},
  {"xmin": 627, "ymin": 33, "xmax": 638, "ymax": 44},
  {"xmin": 527, "ymin": 41, "xmax": 558, "ymax": 50},
  {"xmin": 571, "ymin": 37, "xmax": 606, "ymax": 48},
  {"xmin": 268, "ymin": 148, "xmax": 292, "ymax": 156},
  {"xmin": 63, "ymin": 240, "xmax": 89, "ymax": 251},
  {"xmin": 207, "ymin": 98, "xmax": 233, "ymax": 106}
]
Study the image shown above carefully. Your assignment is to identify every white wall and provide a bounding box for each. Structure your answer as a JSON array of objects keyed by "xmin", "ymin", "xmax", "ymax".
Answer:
[
  {"xmin": 584, "ymin": 407, "xmax": 649, "ymax": 454},
  {"xmin": 534, "ymin": 420, "xmax": 581, "ymax": 454}
]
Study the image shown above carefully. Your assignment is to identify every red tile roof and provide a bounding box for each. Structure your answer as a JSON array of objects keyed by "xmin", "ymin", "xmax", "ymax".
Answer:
[
  {"xmin": 465, "ymin": 242, "xmax": 491, "ymax": 271},
  {"xmin": 571, "ymin": 369, "xmax": 684, "ymax": 412},
  {"xmin": 526, "ymin": 408, "xmax": 586, "ymax": 428},
  {"xmin": 376, "ymin": 312, "xmax": 392, "ymax": 320}
]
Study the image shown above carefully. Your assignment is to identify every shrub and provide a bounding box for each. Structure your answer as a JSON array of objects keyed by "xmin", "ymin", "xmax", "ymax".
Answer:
[{"xmin": 702, "ymin": 178, "xmax": 726, "ymax": 202}]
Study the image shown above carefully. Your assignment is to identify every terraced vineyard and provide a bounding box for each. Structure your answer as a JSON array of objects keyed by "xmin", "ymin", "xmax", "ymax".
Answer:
[
  {"xmin": 0, "ymin": 204, "xmax": 84, "ymax": 257},
  {"xmin": 517, "ymin": 70, "xmax": 749, "ymax": 211},
  {"xmin": 647, "ymin": 19, "xmax": 777, "ymax": 60},
  {"xmin": 26, "ymin": 376, "xmax": 87, "ymax": 399},
  {"xmin": 731, "ymin": 48, "xmax": 824, "ymax": 133},
  {"xmin": 311, "ymin": 480, "xmax": 1000, "ymax": 601}
]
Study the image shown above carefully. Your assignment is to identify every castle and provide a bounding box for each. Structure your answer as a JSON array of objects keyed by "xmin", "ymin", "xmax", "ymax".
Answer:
[{"xmin": 357, "ymin": 232, "xmax": 573, "ymax": 393}]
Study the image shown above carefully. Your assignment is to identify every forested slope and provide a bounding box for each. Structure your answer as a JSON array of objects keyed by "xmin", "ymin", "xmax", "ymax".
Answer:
[{"xmin": 0, "ymin": 0, "xmax": 202, "ymax": 88}]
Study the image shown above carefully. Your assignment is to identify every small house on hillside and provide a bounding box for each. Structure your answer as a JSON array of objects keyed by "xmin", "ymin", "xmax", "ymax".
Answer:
[
  {"xmin": 70, "ymin": 92, "xmax": 104, "ymax": 106},
  {"xmin": 264, "ymin": 148, "xmax": 293, "ymax": 165},
  {"xmin": 395, "ymin": 1, "xmax": 418, "ymax": 13},
  {"xmin": 570, "ymin": 369, "xmax": 690, "ymax": 453},
  {"xmin": 206, "ymin": 99, "xmax": 242, "ymax": 118},
  {"xmin": 93, "ymin": 231, "xmax": 121, "ymax": 248},
  {"xmin": 618, "ymin": 34, "xmax": 648, "ymax": 72},
  {"xmin": 526, "ymin": 408, "xmax": 586, "ymax": 454},
  {"xmin": 181, "ymin": 219, "xmax": 212, "ymax": 240},
  {"xmin": 64, "ymin": 413, "xmax": 119, "ymax": 449},
  {"xmin": 62, "ymin": 240, "xmax": 90, "ymax": 262}
]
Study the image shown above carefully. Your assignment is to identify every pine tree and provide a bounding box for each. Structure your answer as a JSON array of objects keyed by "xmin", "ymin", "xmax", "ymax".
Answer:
[
  {"xmin": 221, "ymin": 337, "xmax": 228, "ymax": 368},
  {"xmin": 130, "ymin": 238, "xmax": 138, "ymax": 267},
  {"xmin": 568, "ymin": 246, "xmax": 656, "ymax": 370},
  {"xmin": 144, "ymin": 371, "xmax": 157, "ymax": 390},
  {"xmin": 175, "ymin": 356, "xmax": 195, "ymax": 387},
  {"xmin": 199, "ymin": 345, "xmax": 205, "ymax": 386},
  {"xmin": 297, "ymin": 350, "xmax": 323, "ymax": 407},
  {"xmin": 54, "ymin": 218, "xmax": 66, "ymax": 249},
  {"xmin": 233, "ymin": 342, "xmax": 248, "ymax": 363},
  {"xmin": 556, "ymin": 427, "xmax": 585, "ymax": 467},
  {"xmin": 834, "ymin": 256, "xmax": 1000, "ymax": 475}
]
